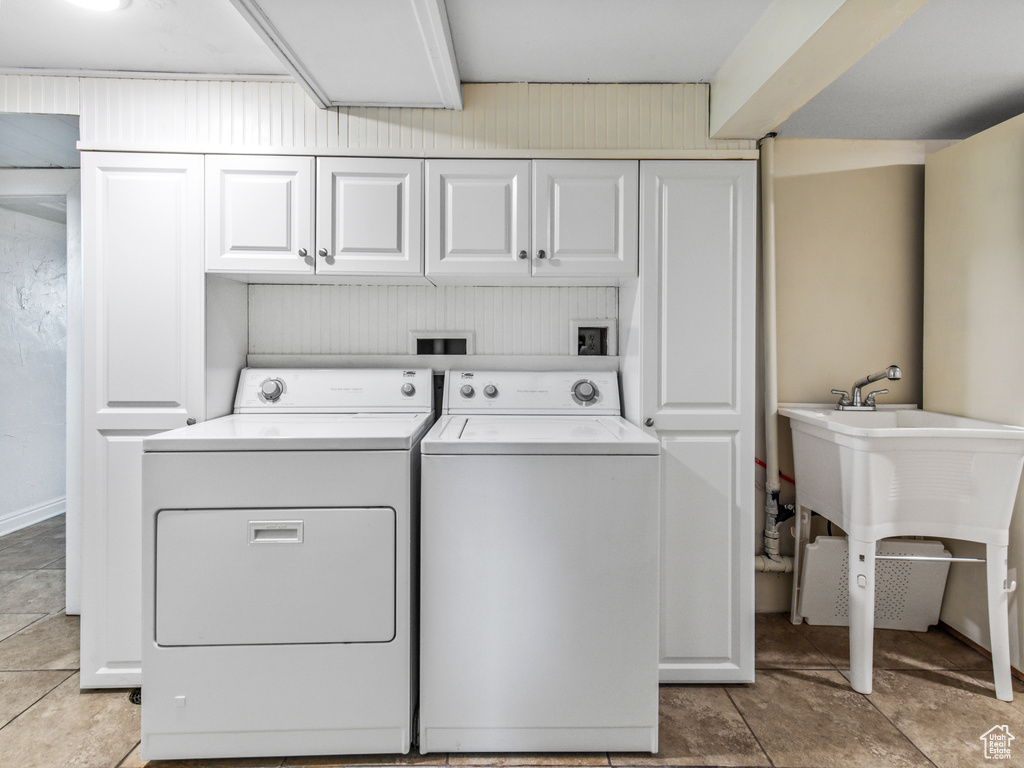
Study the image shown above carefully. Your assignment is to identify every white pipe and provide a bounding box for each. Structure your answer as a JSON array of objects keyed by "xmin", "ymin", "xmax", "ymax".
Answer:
[
  {"xmin": 758, "ymin": 134, "xmax": 793, "ymax": 573},
  {"xmin": 755, "ymin": 554, "xmax": 793, "ymax": 573}
]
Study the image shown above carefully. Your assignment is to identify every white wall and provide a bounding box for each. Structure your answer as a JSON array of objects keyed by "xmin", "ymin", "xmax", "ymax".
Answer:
[
  {"xmin": 248, "ymin": 285, "xmax": 617, "ymax": 356},
  {"xmin": 0, "ymin": 204, "xmax": 66, "ymax": 534},
  {"xmin": 0, "ymin": 77, "xmax": 755, "ymax": 159}
]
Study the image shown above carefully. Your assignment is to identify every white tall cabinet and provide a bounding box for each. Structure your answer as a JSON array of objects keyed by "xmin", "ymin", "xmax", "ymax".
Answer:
[
  {"xmin": 637, "ymin": 161, "xmax": 756, "ymax": 683},
  {"xmin": 80, "ymin": 153, "xmax": 206, "ymax": 688}
]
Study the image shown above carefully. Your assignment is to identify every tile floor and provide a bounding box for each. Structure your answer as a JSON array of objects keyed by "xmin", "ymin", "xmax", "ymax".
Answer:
[{"xmin": 2, "ymin": 515, "xmax": 1023, "ymax": 767}]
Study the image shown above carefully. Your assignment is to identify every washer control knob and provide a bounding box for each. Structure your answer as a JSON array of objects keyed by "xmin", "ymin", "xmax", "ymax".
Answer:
[
  {"xmin": 401, "ymin": 383, "xmax": 416, "ymax": 397},
  {"xmin": 572, "ymin": 380, "xmax": 598, "ymax": 404},
  {"xmin": 460, "ymin": 384, "xmax": 475, "ymax": 398},
  {"xmin": 483, "ymin": 384, "xmax": 498, "ymax": 399},
  {"xmin": 260, "ymin": 378, "xmax": 284, "ymax": 402}
]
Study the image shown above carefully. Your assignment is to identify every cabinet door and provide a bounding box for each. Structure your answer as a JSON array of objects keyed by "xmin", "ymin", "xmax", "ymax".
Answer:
[
  {"xmin": 639, "ymin": 161, "xmax": 756, "ymax": 683},
  {"xmin": 206, "ymin": 155, "xmax": 315, "ymax": 274},
  {"xmin": 532, "ymin": 160, "xmax": 638, "ymax": 280},
  {"xmin": 80, "ymin": 152, "xmax": 205, "ymax": 688},
  {"xmin": 426, "ymin": 160, "xmax": 530, "ymax": 281},
  {"xmin": 316, "ymin": 158, "xmax": 423, "ymax": 276}
]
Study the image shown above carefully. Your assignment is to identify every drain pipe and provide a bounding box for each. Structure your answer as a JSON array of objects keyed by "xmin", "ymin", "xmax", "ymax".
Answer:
[{"xmin": 756, "ymin": 134, "xmax": 793, "ymax": 575}]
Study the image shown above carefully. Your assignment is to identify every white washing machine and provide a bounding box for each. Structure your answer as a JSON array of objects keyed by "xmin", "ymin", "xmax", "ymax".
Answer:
[
  {"xmin": 140, "ymin": 368, "xmax": 433, "ymax": 761},
  {"xmin": 419, "ymin": 370, "xmax": 660, "ymax": 754}
]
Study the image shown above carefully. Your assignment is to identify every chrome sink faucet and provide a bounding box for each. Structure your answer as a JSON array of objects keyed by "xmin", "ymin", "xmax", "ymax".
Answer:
[{"xmin": 832, "ymin": 365, "xmax": 901, "ymax": 411}]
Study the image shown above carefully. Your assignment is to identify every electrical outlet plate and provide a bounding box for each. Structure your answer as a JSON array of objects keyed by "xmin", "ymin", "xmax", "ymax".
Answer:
[{"xmin": 569, "ymin": 319, "xmax": 617, "ymax": 356}]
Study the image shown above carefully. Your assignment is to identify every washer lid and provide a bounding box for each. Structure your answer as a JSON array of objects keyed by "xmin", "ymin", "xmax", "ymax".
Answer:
[
  {"xmin": 421, "ymin": 415, "xmax": 660, "ymax": 455},
  {"xmin": 143, "ymin": 412, "xmax": 435, "ymax": 452}
]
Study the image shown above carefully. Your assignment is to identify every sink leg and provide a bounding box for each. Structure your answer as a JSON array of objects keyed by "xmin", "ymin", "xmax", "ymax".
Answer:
[
  {"xmin": 987, "ymin": 543, "xmax": 1014, "ymax": 702},
  {"xmin": 790, "ymin": 501, "xmax": 811, "ymax": 625},
  {"xmin": 848, "ymin": 536, "xmax": 876, "ymax": 695}
]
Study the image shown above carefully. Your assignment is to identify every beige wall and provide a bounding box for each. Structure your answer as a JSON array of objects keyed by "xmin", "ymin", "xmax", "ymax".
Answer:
[
  {"xmin": 774, "ymin": 140, "xmax": 928, "ymax": 412},
  {"xmin": 757, "ymin": 138, "xmax": 939, "ymax": 611},
  {"xmin": 924, "ymin": 113, "xmax": 1024, "ymax": 668}
]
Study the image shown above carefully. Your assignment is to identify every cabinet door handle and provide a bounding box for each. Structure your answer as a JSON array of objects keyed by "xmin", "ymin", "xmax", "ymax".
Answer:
[
  {"xmin": 517, "ymin": 250, "xmax": 528, "ymax": 260},
  {"xmin": 644, "ymin": 418, "xmax": 654, "ymax": 427},
  {"xmin": 186, "ymin": 417, "xmax": 196, "ymax": 426},
  {"xmin": 298, "ymin": 248, "xmax": 308, "ymax": 258},
  {"xmin": 536, "ymin": 250, "xmax": 547, "ymax": 259},
  {"xmin": 317, "ymin": 248, "xmax": 328, "ymax": 258}
]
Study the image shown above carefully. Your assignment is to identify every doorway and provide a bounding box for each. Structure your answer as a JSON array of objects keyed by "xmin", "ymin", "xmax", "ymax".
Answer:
[{"xmin": 0, "ymin": 113, "xmax": 82, "ymax": 614}]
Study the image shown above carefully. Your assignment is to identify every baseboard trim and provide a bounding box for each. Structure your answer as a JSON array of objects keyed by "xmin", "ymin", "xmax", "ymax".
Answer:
[
  {"xmin": 938, "ymin": 620, "xmax": 1024, "ymax": 682},
  {"xmin": 0, "ymin": 498, "xmax": 65, "ymax": 538}
]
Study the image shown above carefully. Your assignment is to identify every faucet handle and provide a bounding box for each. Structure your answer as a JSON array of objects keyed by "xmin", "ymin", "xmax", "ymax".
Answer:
[
  {"xmin": 831, "ymin": 389, "xmax": 852, "ymax": 406},
  {"xmin": 864, "ymin": 389, "xmax": 889, "ymax": 407}
]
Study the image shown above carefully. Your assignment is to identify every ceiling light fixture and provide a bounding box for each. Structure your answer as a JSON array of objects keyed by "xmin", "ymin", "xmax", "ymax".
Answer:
[{"xmin": 66, "ymin": 0, "xmax": 130, "ymax": 10}]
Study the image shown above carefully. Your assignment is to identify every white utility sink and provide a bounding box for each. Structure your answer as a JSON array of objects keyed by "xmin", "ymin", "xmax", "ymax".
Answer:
[
  {"xmin": 781, "ymin": 405, "xmax": 1024, "ymax": 701},
  {"xmin": 780, "ymin": 406, "xmax": 1024, "ymax": 543}
]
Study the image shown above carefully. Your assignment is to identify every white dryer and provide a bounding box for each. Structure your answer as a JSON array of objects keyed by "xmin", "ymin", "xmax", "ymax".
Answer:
[
  {"xmin": 141, "ymin": 368, "xmax": 433, "ymax": 761},
  {"xmin": 419, "ymin": 370, "xmax": 660, "ymax": 754}
]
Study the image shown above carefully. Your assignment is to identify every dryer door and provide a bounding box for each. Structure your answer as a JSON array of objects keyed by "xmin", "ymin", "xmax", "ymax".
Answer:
[{"xmin": 155, "ymin": 507, "xmax": 395, "ymax": 646}]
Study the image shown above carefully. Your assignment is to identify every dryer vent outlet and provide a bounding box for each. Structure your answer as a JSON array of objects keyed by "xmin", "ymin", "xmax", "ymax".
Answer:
[
  {"xmin": 416, "ymin": 337, "xmax": 468, "ymax": 355},
  {"xmin": 410, "ymin": 331, "xmax": 474, "ymax": 355}
]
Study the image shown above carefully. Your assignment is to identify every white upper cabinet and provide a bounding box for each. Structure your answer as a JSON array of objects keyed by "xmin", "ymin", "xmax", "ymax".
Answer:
[
  {"xmin": 207, "ymin": 155, "xmax": 425, "ymax": 281},
  {"xmin": 316, "ymin": 158, "xmax": 423, "ymax": 277},
  {"xmin": 206, "ymin": 155, "xmax": 316, "ymax": 274},
  {"xmin": 427, "ymin": 159, "xmax": 639, "ymax": 285},
  {"xmin": 206, "ymin": 155, "xmax": 637, "ymax": 285},
  {"xmin": 532, "ymin": 160, "xmax": 638, "ymax": 281},
  {"xmin": 426, "ymin": 160, "xmax": 531, "ymax": 280}
]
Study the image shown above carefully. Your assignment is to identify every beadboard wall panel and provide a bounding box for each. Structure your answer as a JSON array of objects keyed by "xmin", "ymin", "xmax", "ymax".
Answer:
[
  {"xmin": 0, "ymin": 74, "xmax": 81, "ymax": 115},
  {"xmin": 248, "ymin": 285, "xmax": 617, "ymax": 356},
  {"xmin": 0, "ymin": 76, "xmax": 757, "ymax": 156}
]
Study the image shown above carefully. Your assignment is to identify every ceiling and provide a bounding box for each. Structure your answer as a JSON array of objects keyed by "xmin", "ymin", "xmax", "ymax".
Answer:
[
  {"xmin": 0, "ymin": 0, "xmax": 1023, "ymax": 168},
  {"xmin": 777, "ymin": 0, "xmax": 1024, "ymax": 140},
  {"xmin": 0, "ymin": 114, "xmax": 80, "ymax": 169}
]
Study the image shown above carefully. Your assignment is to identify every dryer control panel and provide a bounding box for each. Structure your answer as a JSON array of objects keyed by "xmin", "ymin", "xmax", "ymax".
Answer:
[
  {"xmin": 234, "ymin": 368, "xmax": 433, "ymax": 414},
  {"xmin": 444, "ymin": 370, "xmax": 621, "ymax": 415}
]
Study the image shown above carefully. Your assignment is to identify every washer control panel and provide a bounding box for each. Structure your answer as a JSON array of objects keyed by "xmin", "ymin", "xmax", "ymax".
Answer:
[
  {"xmin": 234, "ymin": 368, "xmax": 433, "ymax": 413},
  {"xmin": 446, "ymin": 371, "xmax": 620, "ymax": 415}
]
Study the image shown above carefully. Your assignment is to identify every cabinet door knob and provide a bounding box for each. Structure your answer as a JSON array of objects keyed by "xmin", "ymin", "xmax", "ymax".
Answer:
[
  {"xmin": 298, "ymin": 248, "xmax": 308, "ymax": 258},
  {"xmin": 517, "ymin": 250, "xmax": 528, "ymax": 260},
  {"xmin": 186, "ymin": 417, "xmax": 196, "ymax": 426},
  {"xmin": 318, "ymin": 248, "xmax": 328, "ymax": 258},
  {"xmin": 644, "ymin": 418, "xmax": 654, "ymax": 427},
  {"xmin": 537, "ymin": 250, "xmax": 547, "ymax": 259}
]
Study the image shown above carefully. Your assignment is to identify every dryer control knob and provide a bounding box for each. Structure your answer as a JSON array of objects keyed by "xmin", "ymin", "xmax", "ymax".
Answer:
[
  {"xmin": 260, "ymin": 378, "xmax": 285, "ymax": 402},
  {"xmin": 401, "ymin": 383, "xmax": 416, "ymax": 397},
  {"xmin": 460, "ymin": 384, "xmax": 475, "ymax": 398},
  {"xmin": 572, "ymin": 380, "xmax": 598, "ymax": 404},
  {"xmin": 483, "ymin": 384, "xmax": 498, "ymax": 399}
]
